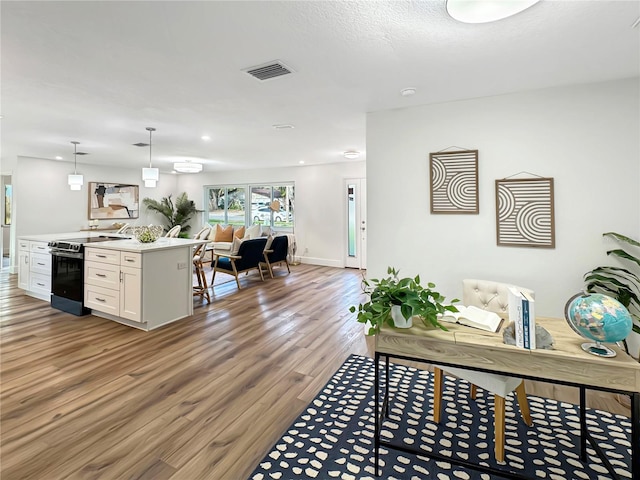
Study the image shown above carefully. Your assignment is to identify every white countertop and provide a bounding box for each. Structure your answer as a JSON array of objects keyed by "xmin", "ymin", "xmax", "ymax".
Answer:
[
  {"xmin": 90, "ymin": 237, "xmax": 206, "ymax": 253},
  {"xmin": 19, "ymin": 231, "xmax": 124, "ymax": 243}
]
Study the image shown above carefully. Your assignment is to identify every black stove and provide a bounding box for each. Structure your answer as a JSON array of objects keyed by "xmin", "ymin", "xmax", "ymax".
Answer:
[{"xmin": 49, "ymin": 236, "xmax": 128, "ymax": 316}]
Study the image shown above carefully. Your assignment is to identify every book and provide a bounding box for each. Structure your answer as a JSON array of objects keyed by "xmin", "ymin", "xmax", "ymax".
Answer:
[
  {"xmin": 438, "ymin": 305, "xmax": 504, "ymax": 333},
  {"xmin": 508, "ymin": 287, "xmax": 525, "ymax": 348},
  {"xmin": 521, "ymin": 291, "xmax": 536, "ymax": 349}
]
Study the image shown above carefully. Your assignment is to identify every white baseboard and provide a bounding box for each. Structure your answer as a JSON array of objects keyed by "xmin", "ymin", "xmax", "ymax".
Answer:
[{"xmin": 298, "ymin": 256, "xmax": 343, "ymax": 268}]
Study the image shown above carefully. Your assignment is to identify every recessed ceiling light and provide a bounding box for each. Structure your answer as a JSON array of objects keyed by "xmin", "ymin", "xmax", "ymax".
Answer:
[
  {"xmin": 400, "ymin": 87, "xmax": 416, "ymax": 97},
  {"xmin": 299, "ymin": 160, "xmax": 305, "ymax": 164},
  {"xmin": 446, "ymin": 0, "xmax": 540, "ymax": 24},
  {"xmin": 201, "ymin": 135, "xmax": 211, "ymax": 141},
  {"xmin": 55, "ymin": 156, "xmax": 63, "ymax": 160},
  {"xmin": 343, "ymin": 151, "xmax": 360, "ymax": 159},
  {"xmin": 272, "ymin": 124, "xmax": 295, "ymax": 129}
]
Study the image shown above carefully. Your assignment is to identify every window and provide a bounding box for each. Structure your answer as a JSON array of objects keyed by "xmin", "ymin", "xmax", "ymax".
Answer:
[{"xmin": 205, "ymin": 183, "xmax": 294, "ymax": 230}]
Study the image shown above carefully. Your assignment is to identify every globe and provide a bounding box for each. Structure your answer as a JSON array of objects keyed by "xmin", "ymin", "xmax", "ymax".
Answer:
[{"xmin": 564, "ymin": 293, "xmax": 633, "ymax": 357}]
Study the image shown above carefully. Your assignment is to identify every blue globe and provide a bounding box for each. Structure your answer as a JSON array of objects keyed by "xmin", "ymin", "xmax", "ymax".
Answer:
[{"xmin": 565, "ymin": 293, "xmax": 633, "ymax": 346}]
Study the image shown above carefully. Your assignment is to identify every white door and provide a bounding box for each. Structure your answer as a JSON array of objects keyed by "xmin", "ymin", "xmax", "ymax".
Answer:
[{"xmin": 345, "ymin": 178, "xmax": 367, "ymax": 269}]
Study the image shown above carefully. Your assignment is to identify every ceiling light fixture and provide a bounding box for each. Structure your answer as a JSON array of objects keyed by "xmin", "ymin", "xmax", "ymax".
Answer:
[
  {"xmin": 343, "ymin": 151, "xmax": 360, "ymax": 159},
  {"xmin": 55, "ymin": 156, "xmax": 63, "ymax": 160},
  {"xmin": 141, "ymin": 127, "xmax": 159, "ymax": 188},
  {"xmin": 400, "ymin": 87, "xmax": 416, "ymax": 97},
  {"xmin": 173, "ymin": 161, "xmax": 203, "ymax": 173},
  {"xmin": 272, "ymin": 124, "xmax": 295, "ymax": 130},
  {"xmin": 201, "ymin": 135, "xmax": 211, "ymax": 141},
  {"xmin": 68, "ymin": 141, "xmax": 83, "ymax": 191},
  {"xmin": 299, "ymin": 160, "xmax": 305, "ymax": 164},
  {"xmin": 446, "ymin": 0, "xmax": 540, "ymax": 24}
]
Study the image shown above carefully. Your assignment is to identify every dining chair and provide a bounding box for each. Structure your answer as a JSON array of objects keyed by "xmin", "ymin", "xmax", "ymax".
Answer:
[
  {"xmin": 432, "ymin": 279, "xmax": 535, "ymax": 462},
  {"xmin": 192, "ymin": 226, "xmax": 211, "ymax": 303},
  {"xmin": 165, "ymin": 225, "xmax": 181, "ymax": 238}
]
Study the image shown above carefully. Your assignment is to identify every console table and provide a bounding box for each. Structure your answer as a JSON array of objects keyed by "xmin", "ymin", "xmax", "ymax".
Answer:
[{"xmin": 374, "ymin": 317, "xmax": 640, "ymax": 480}]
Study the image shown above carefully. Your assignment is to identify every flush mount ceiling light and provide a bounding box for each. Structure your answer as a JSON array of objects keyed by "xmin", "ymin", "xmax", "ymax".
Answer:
[
  {"xmin": 201, "ymin": 135, "xmax": 211, "ymax": 141},
  {"xmin": 141, "ymin": 127, "xmax": 159, "ymax": 188},
  {"xmin": 68, "ymin": 141, "xmax": 84, "ymax": 191},
  {"xmin": 272, "ymin": 124, "xmax": 295, "ymax": 130},
  {"xmin": 446, "ymin": 0, "xmax": 540, "ymax": 23},
  {"xmin": 343, "ymin": 151, "xmax": 360, "ymax": 159},
  {"xmin": 173, "ymin": 161, "xmax": 203, "ymax": 173},
  {"xmin": 400, "ymin": 87, "xmax": 416, "ymax": 97}
]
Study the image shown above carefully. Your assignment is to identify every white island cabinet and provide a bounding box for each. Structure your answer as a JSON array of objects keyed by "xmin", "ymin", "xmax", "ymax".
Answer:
[
  {"xmin": 18, "ymin": 238, "xmax": 52, "ymax": 301},
  {"xmin": 84, "ymin": 237, "xmax": 205, "ymax": 331}
]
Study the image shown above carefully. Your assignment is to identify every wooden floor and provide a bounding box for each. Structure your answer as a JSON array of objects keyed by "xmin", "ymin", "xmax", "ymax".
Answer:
[{"xmin": 0, "ymin": 264, "xmax": 630, "ymax": 480}]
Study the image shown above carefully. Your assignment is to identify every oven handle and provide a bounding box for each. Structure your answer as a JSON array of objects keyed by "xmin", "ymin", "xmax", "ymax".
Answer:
[{"xmin": 51, "ymin": 250, "xmax": 84, "ymax": 260}]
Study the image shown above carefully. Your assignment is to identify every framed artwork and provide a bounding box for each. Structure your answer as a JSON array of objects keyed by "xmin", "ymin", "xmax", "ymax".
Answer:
[
  {"xmin": 429, "ymin": 150, "xmax": 479, "ymax": 214},
  {"xmin": 88, "ymin": 182, "xmax": 139, "ymax": 220},
  {"xmin": 495, "ymin": 177, "xmax": 555, "ymax": 248}
]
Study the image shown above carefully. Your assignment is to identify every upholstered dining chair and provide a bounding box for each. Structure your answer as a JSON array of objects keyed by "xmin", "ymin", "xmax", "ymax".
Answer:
[
  {"xmin": 261, "ymin": 235, "xmax": 290, "ymax": 278},
  {"xmin": 192, "ymin": 226, "xmax": 211, "ymax": 303},
  {"xmin": 165, "ymin": 225, "xmax": 181, "ymax": 238},
  {"xmin": 432, "ymin": 279, "xmax": 535, "ymax": 462}
]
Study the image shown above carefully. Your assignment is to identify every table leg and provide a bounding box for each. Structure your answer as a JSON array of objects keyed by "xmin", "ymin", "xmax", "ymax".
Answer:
[
  {"xmin": 579, "ymin": 386, "xmax": 587, "ymax": 461},
  {"xmin": 374, "ymin": 352, "xmax": 380, "ymax": 477},
  {"xmin": 384, "ymin": 355, "xmax": 390, "ymax": 417},
  {"xmin": 632, "ymin": 392, "xmax": 639, "ymax": 480}
]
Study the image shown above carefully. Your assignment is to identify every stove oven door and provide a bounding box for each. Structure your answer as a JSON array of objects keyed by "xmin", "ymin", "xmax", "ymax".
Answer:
[{"xmin": 51, "ymin": 250, "xmax": 84, "ymax": 302}]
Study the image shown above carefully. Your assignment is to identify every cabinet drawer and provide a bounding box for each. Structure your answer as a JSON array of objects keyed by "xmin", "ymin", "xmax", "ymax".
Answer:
[
  {"xmin": 18, "ymin": 240, "xmax": 30, "ymax": 250},
  {"xmin": 85, "ymin": 284, "xmax": 119, "ymax": 315},
  {"xmin": 30, "ymin": 241, "xmax": 50, "ymax": 254},
  {"xmin": 120, "ymin": 252, "xmax": 141, "ymax": 268},
  {"xmin": 85, "ymin": 248, "xmax": 120, "ymax": 265},
  {"xmin": 85, "ymin": 261, "xmax": 120, "ymax": 289},
  {"xmin": 30, "ymin": 253, "xmax": 51, "ymax": 274},
  {"xmin": 30, "ymin": 272, "xmax": 51, "ymax": 293}
]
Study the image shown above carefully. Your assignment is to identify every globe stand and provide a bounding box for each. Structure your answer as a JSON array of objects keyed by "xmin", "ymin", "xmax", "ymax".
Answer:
[{"xmin": 581, "ymin": 341, "xmax": 617, "ymax": 358}]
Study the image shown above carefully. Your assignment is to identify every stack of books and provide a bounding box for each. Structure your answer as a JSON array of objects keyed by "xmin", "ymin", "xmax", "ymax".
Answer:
[{"xmin": 508, "ymin": 287, "xmax": 536, "ymax": 349}]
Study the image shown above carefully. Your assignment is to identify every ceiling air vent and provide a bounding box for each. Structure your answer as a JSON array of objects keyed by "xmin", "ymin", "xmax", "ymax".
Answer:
[
  {"xmin": 244, "ymin": 61, "xmax": 293, "ymax": 81},
  {"xmin": 133, "ymin": 143, "xmax": 149, "ymax": 147},
  {"xmin": 75, "ymin": 151, "xmax": 89, "ymax": 155}
]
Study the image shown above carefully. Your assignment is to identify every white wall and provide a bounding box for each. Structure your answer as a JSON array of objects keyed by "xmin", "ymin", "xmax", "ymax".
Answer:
[
  {"xmin": 10, "ymin": 156, "xmax": 365, "ymax": 269},
  {"xmin": 177, "ymin": 161, "xmax": 366, "ymax": 267},
  {"xmin": 366, "ymin": 78, "xmax": 640, "ymax": 318}
]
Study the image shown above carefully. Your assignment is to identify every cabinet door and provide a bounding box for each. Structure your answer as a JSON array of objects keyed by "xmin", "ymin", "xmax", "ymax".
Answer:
[
  {"xmin": 119, "ymin": 266, "xmax": 142, "ymax": 323},
  {"xmin": 18, "ymin": 251, "xmax": 30, "ymax": 290}
]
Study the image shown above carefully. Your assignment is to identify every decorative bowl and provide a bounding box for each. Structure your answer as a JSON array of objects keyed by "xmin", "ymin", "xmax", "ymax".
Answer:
[{"xmin": 131, "ymin": 225, "xmax": 163, "ymax": 243}]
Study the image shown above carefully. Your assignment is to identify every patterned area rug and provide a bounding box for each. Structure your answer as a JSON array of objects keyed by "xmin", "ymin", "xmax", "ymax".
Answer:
[{"xmin": 250, "ymin": 354, "xmax": 632, "ymax": 480}]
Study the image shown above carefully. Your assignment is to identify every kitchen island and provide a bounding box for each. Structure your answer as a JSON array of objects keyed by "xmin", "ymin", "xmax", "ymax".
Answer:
[
  {"xmin": 83, "ymin": 237, "xmax": 206, "ymax": 331},
  {"xmin": 17, "ymin": 233, "xmax": 206, "ymax": 331}
]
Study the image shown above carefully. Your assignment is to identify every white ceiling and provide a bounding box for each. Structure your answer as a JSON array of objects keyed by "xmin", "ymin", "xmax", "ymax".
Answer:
[{"xmin": 2, "ymin": 1, "xmax": 639, "ymax": 173}]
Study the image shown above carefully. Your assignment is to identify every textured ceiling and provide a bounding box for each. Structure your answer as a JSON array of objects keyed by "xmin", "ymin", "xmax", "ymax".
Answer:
[{"xmin": 1, "ymin": 1, "xmax": 638, "ymax": 173}]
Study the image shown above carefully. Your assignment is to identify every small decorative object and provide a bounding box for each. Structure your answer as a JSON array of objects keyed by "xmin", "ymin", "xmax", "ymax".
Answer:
[
  {"xmin": 131, "ymin": 225, "xmax": 163, "ymax": 244},
  {"xmin": 349, "ymin": 266, "xmax": 458, "ymax": 335},
  {"xmin": 429, "ymin": 149, "xmax": 479, "ymax": 214},
  {"xmin": 503, "ymin": 322, "xmax": 554, "ymax": 349},
  {"xmin": 89, "ymin": 219, "xmax": 99, "ymax": 229},
  {"xmin": 495, "ymin": 175, "xmax": 555, "ymax": 248},
  {"xmin": 564, "ymin": 292, "xmax": 633, "ymax": 357}
]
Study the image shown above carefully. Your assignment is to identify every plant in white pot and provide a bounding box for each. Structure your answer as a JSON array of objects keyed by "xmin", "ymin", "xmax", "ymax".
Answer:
[
  {"xmin": 584, "ymin": 232, "xmax": 640, "ymax": 360},
  {"xmin": 349, "ymin": 266, "xmax": 458, "ymax": 335}
]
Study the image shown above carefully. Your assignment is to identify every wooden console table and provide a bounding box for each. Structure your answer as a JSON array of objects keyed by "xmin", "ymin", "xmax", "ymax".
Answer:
[{"xmin": 374, "ymin": 317, "xmax": 640, "ymax": 479}]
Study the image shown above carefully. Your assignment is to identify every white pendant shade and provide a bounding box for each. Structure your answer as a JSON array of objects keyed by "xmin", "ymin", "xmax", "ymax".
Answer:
[
  {"xmin": 142, "ymin": 167, "xmax": 159, "ymax": 188},
  {"xmin": 173, "ymin": 162, "xmax": 203, "ymax": 173},
  {"xmin": 68, "ymin": 174, "xmax": 83, "ymax": 190}
]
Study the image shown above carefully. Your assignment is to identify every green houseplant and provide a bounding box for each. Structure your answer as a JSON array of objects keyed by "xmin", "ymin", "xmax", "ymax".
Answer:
[
  {"xmin": 143, "ymin": 192, "xmax": 201, "ymax": 237},
  {"xmin": 584, "ymin": 231, "xmax": 640, "ymax": 358},
  {"xmin": 349, "ymin": 267, "xmax": 458, "ymax": 336}
]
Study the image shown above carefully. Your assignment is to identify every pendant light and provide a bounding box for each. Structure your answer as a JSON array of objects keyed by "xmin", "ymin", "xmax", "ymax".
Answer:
[
  {"xmin": 141, "ymin": 127, "xmax": 159, "ymax": 188},
  {"xmin": 68, "ymin": 141, "xmax": 83, "ymax": 191}
]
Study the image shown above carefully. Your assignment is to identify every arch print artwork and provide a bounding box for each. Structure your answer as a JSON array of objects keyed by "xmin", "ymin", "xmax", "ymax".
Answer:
[
  {"xmin": 429, "ymin": 150, "xmax": 479, "ymax": 214},
  {"xmin": 495, "ymin": 177, "xmax": 555, "ymax": 248}
]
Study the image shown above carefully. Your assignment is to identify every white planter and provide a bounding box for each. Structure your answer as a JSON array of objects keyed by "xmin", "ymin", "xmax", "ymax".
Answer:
[
  {"xmin": 391, "ymin": 305, "xmax": 412, "ymax": 328},
  {"xmin": 625, "ymin": 331, "xmax": 640, "ymax": 360}
]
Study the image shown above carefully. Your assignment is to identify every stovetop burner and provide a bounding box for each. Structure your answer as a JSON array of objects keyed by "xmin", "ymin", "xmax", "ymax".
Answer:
[{"xmin": 49, "ymin": 236, "xmax": 128, "ymax": 252}]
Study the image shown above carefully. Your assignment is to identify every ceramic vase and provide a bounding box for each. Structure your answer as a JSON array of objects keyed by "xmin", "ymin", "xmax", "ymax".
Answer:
[{"xmin": 391, "ymin": 304, "xmax": 412, "ymax": 328}]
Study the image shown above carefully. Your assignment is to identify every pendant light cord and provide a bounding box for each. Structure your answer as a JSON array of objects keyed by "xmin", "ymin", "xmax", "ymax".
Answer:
[
  {"xmin": 71, "ymin": 141, "xmax": 80, "ymax": 174},
  {"xmin": 146, "ymin": 127, "xmax": 156, "ymax": 168}
]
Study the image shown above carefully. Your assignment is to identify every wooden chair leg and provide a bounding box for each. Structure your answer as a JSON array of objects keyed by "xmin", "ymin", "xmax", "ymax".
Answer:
[
  {"xmin": 470, "ymin": 384, "xmax": 477, "ymax": 399},
  {"xmin": 211, "ymin": 257, "xmax": 219, "ymax": 285},
  {"xmin": 230, "ymin": 260, "xmax": 241, "ymax": 289},
  {"xmin": 433, "ymin": 367, "xmax": 443, "ymax": 423},
  {"xmin": 515, "ymin": 382, "xmax": 533, "ymax": 426},
  {"xmin": 494, "ymin": 394, "xmax": 506, "ymax": 462},
  {"xmin": 257, "ymin": 265, "xmax": 265, "ymax": 281},
  {"xmin": 199, "ymin": 262, "xmax": 210, "ymax": 304},
  {"xmin": 284, "ymin": 258, "xmax": 290, "ymax": 274}
]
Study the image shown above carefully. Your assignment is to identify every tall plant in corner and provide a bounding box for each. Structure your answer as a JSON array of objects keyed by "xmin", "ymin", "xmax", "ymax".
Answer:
[
  {"xmin": 143, "ymin": 192, "xmax": 201, "ymax": 236},
  {"xmin": 584, "ymin": 232, "xmax": 640, "ymax": 358}
]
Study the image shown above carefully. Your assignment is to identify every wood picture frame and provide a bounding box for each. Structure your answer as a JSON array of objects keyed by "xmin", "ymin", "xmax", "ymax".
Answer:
[
  {"xmin": 429, "ymin": 150, "xmax": 479, "ymax": 214},
  {"xmin": 88, "ymin": 182, "xmax": 139, "ymax": 220},
  {"xmin": 495, "ymin": 177, "xmax": 555, "ymax": 248}
]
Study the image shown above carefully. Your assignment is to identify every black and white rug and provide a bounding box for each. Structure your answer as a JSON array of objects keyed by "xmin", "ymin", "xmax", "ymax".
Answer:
[{"xmin": 250, "ymin": 354, "xmax": 632, "ymax": 479}]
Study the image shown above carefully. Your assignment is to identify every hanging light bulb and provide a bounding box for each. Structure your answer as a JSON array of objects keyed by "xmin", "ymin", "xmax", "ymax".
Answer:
[
  {"xmin": 68, "ymin": 141, "xmax": 83, "ymax": 191},
  {"xmin": 141, "ymin": 127, "xmax": 159, "ymax": 188}
]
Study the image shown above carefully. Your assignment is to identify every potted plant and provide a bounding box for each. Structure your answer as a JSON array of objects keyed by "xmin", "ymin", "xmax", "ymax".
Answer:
[
  {"xmin": 584, "ymin": 231, "xmax": 640, "ymax": 360},
  {"xmin": 143, "ymin": 192, "xmax": 201, "ymax": 237},
  {"xmin": 349, "ymin": 266, "xmax": 459, "ymax": 335}
]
